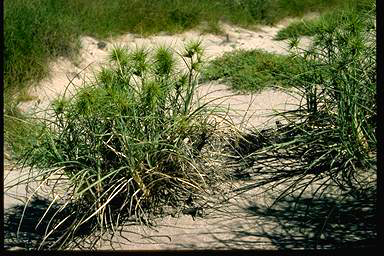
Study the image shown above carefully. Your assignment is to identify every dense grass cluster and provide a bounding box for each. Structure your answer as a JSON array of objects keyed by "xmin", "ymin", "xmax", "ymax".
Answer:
[
  {"xmin": 220, "ymin": 4, "xmax": 376, "ymax": 246},
  {"xmin": 275, "ymin": 0, "xmax": 374, "ymax": 40},
  {"xmin": 202, "ymin": 49, "xmax": 302, "ymax": 92},
  {"xmin": 13, "ymin": 42, "xmax": 227, "ymax": 249},
  {"xmin": 287, "ymin": 4, "xmax": 376, "ymax": 172},
  {"xmin": 232, "ymin": 2, "xmax": 376, "ymax": 201}
]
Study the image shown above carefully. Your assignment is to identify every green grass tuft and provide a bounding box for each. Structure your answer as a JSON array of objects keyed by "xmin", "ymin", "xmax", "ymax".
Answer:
[
  {"xmin": 12, "ymin": 42, "xmax": 229, "ymax": 249},
  {"xmin": 238, "ymin": 1, "xmax": 376, "ymax": 200},
  {"xmin": 202, "ymin": 49, "xmax": 302, "ymax": 92},
  {"xmin": 275, "ymin": 20, "xmax": 318, "ymax": 40},
  {"xmin": 275, "ymin": 0, "xmax": 375, "ymax": 40}
]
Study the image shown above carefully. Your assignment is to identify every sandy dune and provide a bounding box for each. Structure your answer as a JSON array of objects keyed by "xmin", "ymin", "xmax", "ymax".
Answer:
[{"xmin": 18, "ymin": 18, "xmax": 311, "ymax": 117}]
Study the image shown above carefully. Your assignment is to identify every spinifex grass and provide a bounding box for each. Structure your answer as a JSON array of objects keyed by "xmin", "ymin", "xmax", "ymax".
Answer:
[
  {"xmin": 223, "ymin": 5, "xmax": 376, "ymax": 247},
  {"xmin": 4, "ymin": 0, "xmax": 360, "ymax": 163},
  {"xmin": 13, "ymin": 42, "xmax": 227, "ymax": 249},
  {"xmin": 232, "ymin": 2, "xmax": 376, "ymax": 204}
]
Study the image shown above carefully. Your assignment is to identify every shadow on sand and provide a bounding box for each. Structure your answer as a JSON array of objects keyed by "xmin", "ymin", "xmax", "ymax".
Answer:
[
  {"xmin": 242, "ymin": 193, "xmax": 377, "ymax": 249},
  {"xmin": 3, "ymin": 195, "xmax": 99, "ymax": 250},
  {"xmin": 170, "ymin": 187, "xmax": 376, "ymax": 250},
  {"xmin": 4, "ymin": 125, "xmax": 377, "ymax": 250},
  {"xmin": 4, "ymin": 196, "xmax": 63, "ymax": 250}
]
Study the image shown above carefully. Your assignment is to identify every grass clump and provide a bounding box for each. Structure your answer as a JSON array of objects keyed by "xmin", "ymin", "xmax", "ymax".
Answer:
[
  {"xmin": 13, "ymin": 42, "xmax": 225, "ymax": 249},
  {"xmin": 275, "ymin": 0, "xmax": 375, "ymax": 40},
  {"xmin": 202, "ymin": 49, "xmax": 301, "ymax": 92},
  {"xmin": 235, "ymin": 2, "xmax": 376, "ymax": 201},
  {"xmin": 225, "ymin": 3, "xmax": 376, "ymax": 246},
  {"xmin": 275, "ymin": 20, "xmax": 318, "ymax": 40}
]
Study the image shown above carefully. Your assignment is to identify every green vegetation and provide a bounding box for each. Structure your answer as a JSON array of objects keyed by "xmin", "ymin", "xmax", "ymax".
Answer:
[
  {"xmin": 275, "ymin": 0, "xmax": 375, "ymax": 40},
  {"xmin": 202, "ymin": 49, "xmax": 302, "ymax": 92},
  {"xmin": 222, "ymin": 3, "xmax": 376, "ymax": 246},
  {"xmin": 275, "ymin": 20, "xmax": 318, "ymax": 41},
  {"xmin": 12, "ymin": 42, "xmax": 228, "ymax": 249},
  {"xmin": 232, "ymin": 2, "xmax": 376, "ymax": 201},
  {"xmin": 4, "ymin": 0, "xmax": 348, "ymax": 104},
  {"xmin": 4, "ymin": 0, "xmax": 78, "ymax": 99},
  {"xmin": 3, "ymin": 0, "xmax": 348, "ymax": 157},
  {"xmin": 4, "ymin": 0, "xmax": 376, "ymax": 249},
  {"xmin": 4, "ymin": 0, "xmax": 354, "ymax": 161},
  {"xmin": 201, "ymin": 0, "xmax": 376, "ymax": 94}
]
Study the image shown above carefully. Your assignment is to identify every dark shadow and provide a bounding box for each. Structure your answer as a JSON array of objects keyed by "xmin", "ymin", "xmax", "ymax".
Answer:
[
  {"xmin": 4, "ymin": 196, "xmax": 64, "ymax": 250},
  {"xmin": 211, "ymin": 124, "xmax": 377, "ymax": 249},
  {"xmin": 243, "ymin": 193, "xmax": 377, "ymax": 249},
  {"xmin": 168, "ymin": 181, "xmax": 376, "ymax": 250},
  {"xmin": 3, "ymin": 195, "xmax": 100, "ymax": 250},
  {"xmin": 225, "ymin": 124, "xmax": 317, "ymax": 181},
  {"xmin": 3, "ymin": 193, "xmax": 163, "ymax": 250},
  {"xmin": 226, "ymin": 122, "xmax": 376, "ymax": 200}
]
